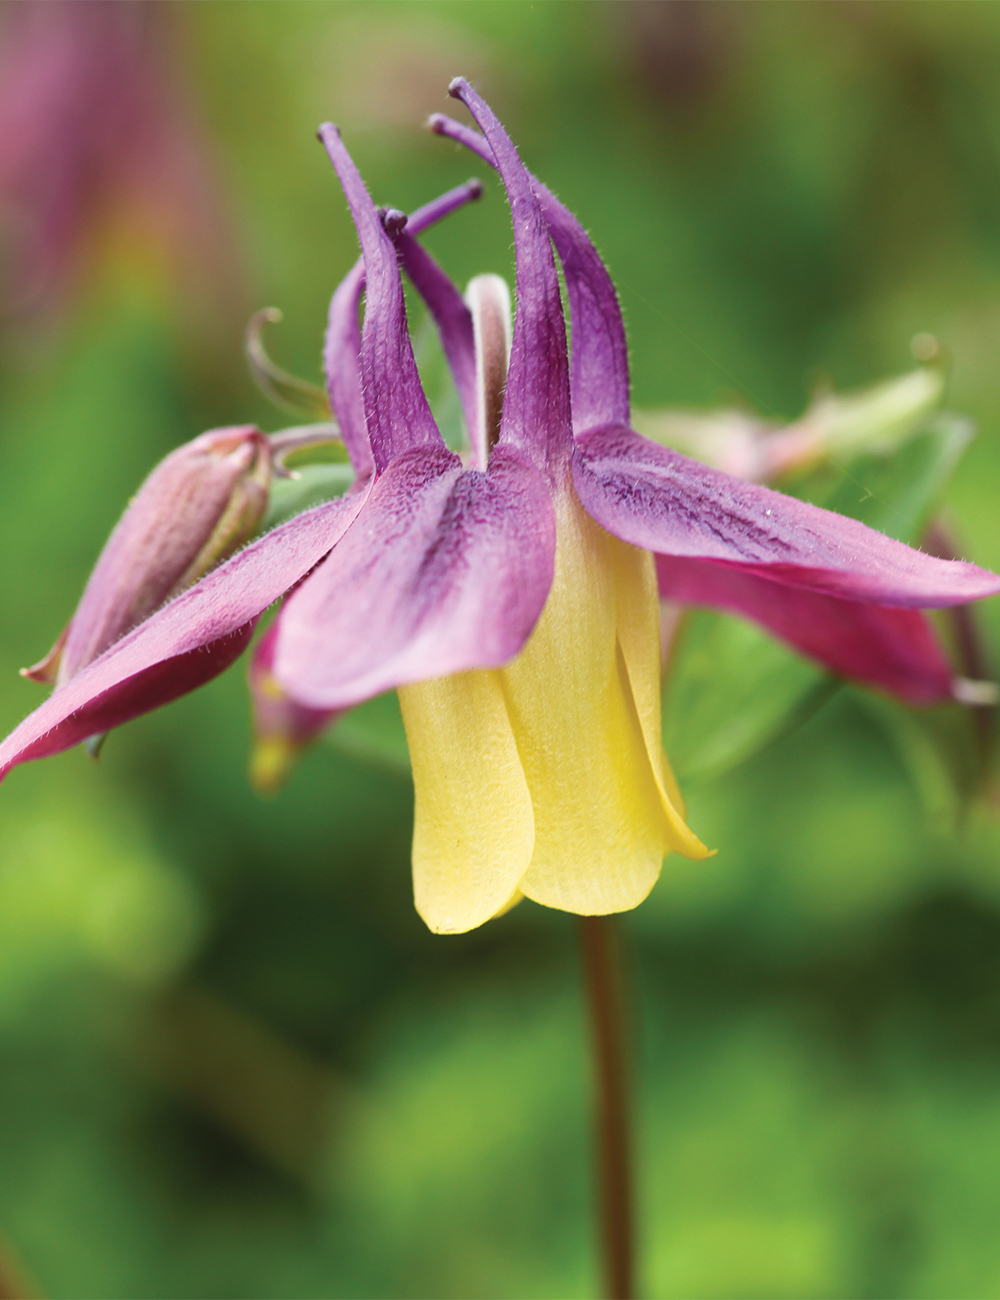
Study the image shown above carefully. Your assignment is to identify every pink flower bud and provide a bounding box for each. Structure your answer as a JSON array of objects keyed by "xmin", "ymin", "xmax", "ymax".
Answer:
[{"xmin": 24, "ymin": 425, "xmax": 271, "ymax": 687}]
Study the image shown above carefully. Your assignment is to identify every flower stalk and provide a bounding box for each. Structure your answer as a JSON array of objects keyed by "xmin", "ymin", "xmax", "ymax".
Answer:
[{"xmin": 580, "ymin": 915, "xmax": 634, "ymax": 1300}]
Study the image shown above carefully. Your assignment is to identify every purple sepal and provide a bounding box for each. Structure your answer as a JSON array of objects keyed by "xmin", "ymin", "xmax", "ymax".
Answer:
[
  {"xmin": 446, "ymin": 81, "xmax": 573, "ymax": 479},
  {"xmin": 271, "ymin": 443, "xmax": 555, "ymax": 709},
  {"xmin": 0, "ymin": 491, "xmax": 367, "ymax": 784},
  {"xmin": 657, "ymin": 555, "xmax": 955, "ymax": 704},
  {"xmin": 7, "ymin": 624, "xmax": 256, "ymax": 771},
  {"xmin": 574, "ymin": 425, "xmax": 1000, "ymax": 608},
  {"xmin": 429, "ymin": 113, "xmax": 630, "ymax": 431}
]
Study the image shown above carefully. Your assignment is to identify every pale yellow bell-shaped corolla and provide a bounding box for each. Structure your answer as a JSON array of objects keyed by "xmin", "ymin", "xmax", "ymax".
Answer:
[{"xmin": 398, "ymin": 485, "xmax": 711, "ymax": 934}]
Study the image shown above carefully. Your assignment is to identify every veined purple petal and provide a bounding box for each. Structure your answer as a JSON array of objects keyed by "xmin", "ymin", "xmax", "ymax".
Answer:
[
  {"xmin": 657, "ymin": 555, "xmax": 955, "ymax": 704},
  {"xmin": 318, "ymin": 123, "xmax": 442, "ymax": 473},
  {"xmin": 393, "ymin": 229, "xmax": 477, "ymax": 442},
  {"xmin": 0, "ymin": 491, "xmax": 367, "ymax": 783},
  {"xmin": 575, "ymin": 425, "xmax": 1000, "ymax": 607},
  {"xmin": 446, "ymin": 81, "xmax": 573, "ymax": 479},
  {"xmin": 271, "ymin": 443, "xmax": 555, "ymax": 709},
  {"xmin": 430, "ymin": 113, "xmax": 630, "ymax": 431},
  {"xmin": 322, "ymin": 179, "xmax": 483, "ymax": 481}
]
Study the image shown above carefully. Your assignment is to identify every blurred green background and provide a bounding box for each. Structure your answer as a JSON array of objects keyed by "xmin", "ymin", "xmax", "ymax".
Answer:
[{"xmin": 3, "ymin": 2, "xmax": 1000, "ymax": 1296}]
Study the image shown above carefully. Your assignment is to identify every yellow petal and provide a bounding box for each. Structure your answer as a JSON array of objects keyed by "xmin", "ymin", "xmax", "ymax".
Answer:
[
  {"xmin": 606, "ymin": 532, "xmax": 712, "ymax": 860},
  {"xmin": 500, "ymin": 489, "xmax": 686, "ymax": 915},
  {"xmin": 398, "ymin": 670, "xmax": 534, "ymax": 934}
]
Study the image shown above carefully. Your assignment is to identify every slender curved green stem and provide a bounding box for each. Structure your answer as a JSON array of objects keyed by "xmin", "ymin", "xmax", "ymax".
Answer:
[{"xmin": 579, "ymin": 914, "xmax": 634, "ymax": 1300}]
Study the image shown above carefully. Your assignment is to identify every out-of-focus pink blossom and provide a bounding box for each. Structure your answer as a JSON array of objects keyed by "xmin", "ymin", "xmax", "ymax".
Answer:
[{"xmin": 0, "ymin": 0, "xmax": 237, "ymax": 322}]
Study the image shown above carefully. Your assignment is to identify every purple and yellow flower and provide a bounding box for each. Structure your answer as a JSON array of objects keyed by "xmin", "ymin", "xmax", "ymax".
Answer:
[{"xmin": 3, "ymin": 81, "xmax": 999, "ymax": 933}]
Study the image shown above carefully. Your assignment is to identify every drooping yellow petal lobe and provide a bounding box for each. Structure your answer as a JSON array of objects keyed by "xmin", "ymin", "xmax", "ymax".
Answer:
[
  {"xmin": 399, "ymin": 670, "xmax": 534, "ymax": 934},
  {"xmin": 606, "ymin": 527, "xmax": 711, "ymax": 858},
  {"xmin": 501, "ymin": 487, "xmax": 707, "ymax": 915},
  {"xmin": 398, "ymin": 485, "xmax": 709, "ymax": 930}
]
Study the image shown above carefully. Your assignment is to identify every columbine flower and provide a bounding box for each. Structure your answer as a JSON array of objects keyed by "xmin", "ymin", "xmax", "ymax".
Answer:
[{"xmin": 2, "ymin": 82, "xmax": 998, "ymax": 935}]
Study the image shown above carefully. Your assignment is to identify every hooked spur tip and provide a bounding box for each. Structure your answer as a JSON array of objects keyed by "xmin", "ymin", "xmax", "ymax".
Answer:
[
  {"xmin": 448, "ymin": 76, "xmax": 469, "ymax": 99},
  {"xmin": 466, "ymin": 177, "xmax": 484, "ymax": 200},
  {"xmin": 380, "ymin": 207, "xmax": 408, "ymax": 234},
  {"xmin": 316, "ymin": 121, "xmax": 340, "ymax": 143},
  {"xmin": 427, "ymin": 112, "xmax": 447, "ymax": 133}
]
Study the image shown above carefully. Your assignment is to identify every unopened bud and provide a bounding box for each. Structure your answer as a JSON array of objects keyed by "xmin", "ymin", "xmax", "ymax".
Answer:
[
  {"xmin": 23, "ymin": 425, "xmax": 271, "ymax": 687},
  {"xmin": 248, "ymin": 624, "xmax": 337, "ymax": 794},
  {"xmin": 634, "ymin": 363, "xmax": 948, "ymax": 485},
  {"xmin": 763, "ymin": 363, "xmax": 946, "ymax": 478}
]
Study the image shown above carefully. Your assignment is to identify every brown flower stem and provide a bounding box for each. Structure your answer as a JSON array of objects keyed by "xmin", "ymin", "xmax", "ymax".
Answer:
[
  {"xmin": 579, "ymin": 914, "xmax": 635, "ymax": 1300},
  {"xmin": 0, "ymin": 1232, "xmax": 38, "ymax": 1300},
  {"xmin": 923, "ymin": 520, "xmax": 997, "ymax": 776}
]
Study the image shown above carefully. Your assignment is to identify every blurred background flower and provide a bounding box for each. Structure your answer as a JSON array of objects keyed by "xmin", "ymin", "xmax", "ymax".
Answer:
[
  {"xmin": 0, "ymin": 0, "xmax": 244, "ymax": 360},
  {"xmin": 3, "ymin": 3, "xmax": 1000, "ymax": 1298}
]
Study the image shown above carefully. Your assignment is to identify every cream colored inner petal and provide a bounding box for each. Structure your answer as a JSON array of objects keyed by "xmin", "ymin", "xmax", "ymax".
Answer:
[
  {"xmin": 607, "ymin": 535, "xmax": 712, "ymax": 860},
  {"xmin": 499, "ymin": 490, "xmax": 675, "ymax": 915},
  {"xmin": 398, "ymin": 669, "xmax": 534, "ymax": 935}
]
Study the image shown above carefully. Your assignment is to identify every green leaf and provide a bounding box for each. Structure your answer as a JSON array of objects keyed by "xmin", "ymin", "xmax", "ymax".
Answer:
[
  {"xmin": 663, "ymin": 609, "xmax": 837, "ymax": 784},
  {"xmin": 851, "ymin": 690, "xmax": 965, "ymax": 834}
]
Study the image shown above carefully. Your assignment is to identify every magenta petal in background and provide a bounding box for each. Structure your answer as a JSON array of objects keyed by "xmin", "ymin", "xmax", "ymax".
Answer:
[
  {"xmin": 271, "ymin": 443, "xmax": 555, "ymax": 709},
  {"xmin": 657, "ymin": 555, "xmax": 955, "ymax": 704},
  {"xmin": 0, "ymin": 492, "xmax": 366, "ymax": 782},
  {"xmin": 250, "ymin": 620, "xmax": 339, "ymax": 751},
  {"xmin": 575, "ymin": 425, "xmax": 1000, "ymax": 607}
]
